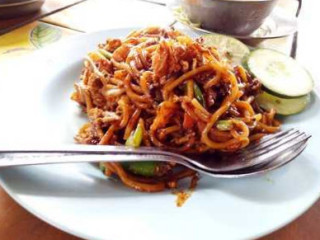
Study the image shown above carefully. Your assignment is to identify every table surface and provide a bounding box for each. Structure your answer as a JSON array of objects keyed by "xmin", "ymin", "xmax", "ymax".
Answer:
[{"xmin": 1, "ymin": 0, "xmax": 320, "ymax": 239}]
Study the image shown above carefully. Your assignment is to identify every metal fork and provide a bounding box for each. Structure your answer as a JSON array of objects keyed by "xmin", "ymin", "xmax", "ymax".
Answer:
[{"xmin": 0, "ymin": 129, "xmax": 310, "ymax": 178}]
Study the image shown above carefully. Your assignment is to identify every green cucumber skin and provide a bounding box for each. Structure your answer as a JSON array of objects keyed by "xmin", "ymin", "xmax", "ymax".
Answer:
[
  {"xmin": 247, "ymin": 48, "xmax": 314, "ymax": 98},
  {"xmin": 256, "ymin": 91, "xmax": 310, "ymax": 116},
  {"xmin": 262, "ymin": 87, "xmax": 311, "ymax": 100}
]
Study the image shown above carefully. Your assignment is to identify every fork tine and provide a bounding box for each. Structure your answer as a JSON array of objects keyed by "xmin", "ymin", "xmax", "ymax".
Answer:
[
  {"xmin": 246, "ymin": 130, "xmax": 303, "ymax": 155},
  {"xmin": 206, "ymin": 141, "xmax": 309, "ymax": 178},
  {"xmin": 244, "ymin": 128, "xmax": 295, "ymax": 151},
  {"xmin": 236, "ymin": 129, "xmax": 301, "ymax": 159},
  {"xmin": 254, "ymin": 141, "xmax": 308, "ymax": 173},
  {"xmin": 244, "ymin": 133, "xmax": 311, "ymax": 162}
]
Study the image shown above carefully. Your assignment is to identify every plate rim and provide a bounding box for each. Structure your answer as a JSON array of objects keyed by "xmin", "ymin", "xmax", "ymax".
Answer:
[{"xmin": 1, "ymin": 162, "xmax": 320, "ymax": 240}]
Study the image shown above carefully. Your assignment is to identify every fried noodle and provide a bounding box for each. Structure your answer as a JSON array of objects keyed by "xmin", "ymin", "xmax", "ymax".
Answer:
[{"xmin": 71, "ymin": 27, "xmax": 280, "ymax": 192}]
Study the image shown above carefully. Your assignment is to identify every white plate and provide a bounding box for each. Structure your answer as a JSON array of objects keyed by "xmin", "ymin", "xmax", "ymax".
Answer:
[{"xmin": 0, "ymin": 28, "xmax": 320, "ymax": 240}]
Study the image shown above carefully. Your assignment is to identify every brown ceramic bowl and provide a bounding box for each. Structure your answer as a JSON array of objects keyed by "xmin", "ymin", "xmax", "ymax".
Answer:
[
  {"xmin": 181, "ymin": 0, "xmax": 278, "ymax": 36},
  {"xmin": 0, "ymin": 0, "xmax": 45, "ymax": 19}
]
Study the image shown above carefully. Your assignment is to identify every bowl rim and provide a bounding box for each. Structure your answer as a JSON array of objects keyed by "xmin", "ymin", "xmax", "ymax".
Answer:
[
  {"xmin": 188, "ymin": 0, "xmax": 276, "ymax": 2},
  {"xmin": 0, "ymin": 0, "xmax": 42, "ymax": 8}
]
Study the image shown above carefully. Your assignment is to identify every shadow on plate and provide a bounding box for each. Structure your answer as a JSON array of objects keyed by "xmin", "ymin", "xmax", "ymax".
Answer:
[
  {"xmin": 196, "ymin": 154, "xmax": 319, "ymax": 203},
  {"xmin": 0, "ymin": 153, "xmax": 318, "ymax": 204},
  {"xmin": 0, "ymin": 163, "xmax": 166, "ymax": 198}
]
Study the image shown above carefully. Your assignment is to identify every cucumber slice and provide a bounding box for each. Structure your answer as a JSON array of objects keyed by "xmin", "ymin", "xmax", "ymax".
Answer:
[
  {"xmin": 247, "ymin": 49, "xmax": 314, "ymax": 97},
  {"xmin": 256, "ymin": 91, "xmax": 310, "ymax": 115},
  {"xmin": 201, "ymin": 34, "xmax": 250, "ymax": 66}
]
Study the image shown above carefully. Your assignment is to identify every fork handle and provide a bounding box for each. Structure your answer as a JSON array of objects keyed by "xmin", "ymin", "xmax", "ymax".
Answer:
[
  {"xmin": 0, "ymin": 145, "xmax": 194, "ymax": 167},
  {"xmin": 0, "ymin": 152, "xmax": 174, "ymax": 167}
]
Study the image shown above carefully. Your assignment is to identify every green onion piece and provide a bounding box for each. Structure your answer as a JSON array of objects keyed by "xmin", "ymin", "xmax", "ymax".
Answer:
[
  {"xmin": 124, "ymin": 125, "xmax": 156, "ymax": 176},
  {"xmin": 193, "ymin": 82, "xmax": 206, "ymax": 107},
  {"xmin": 99, "ymin": 162, "xmax": 106, "ymax": 172},
  {"xmin": 122, "ymin": 161, "xmax": 156, "ymax": 177},
  {"xmin": 125, "ymin": 125, "xmax": 143, "ymax": 148},
  {"xmin": 98, "ymin": 48, "xmax": 113, "ymax": 59},
  {"xmin": 216, "ymin": 120, "xmax": 233, "ymax": 131}
]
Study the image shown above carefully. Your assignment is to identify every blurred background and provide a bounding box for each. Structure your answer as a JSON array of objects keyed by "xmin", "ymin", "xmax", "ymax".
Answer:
[{"xmin": 1, "ymin": 0, "xmax": 318, "ymax": 88}]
